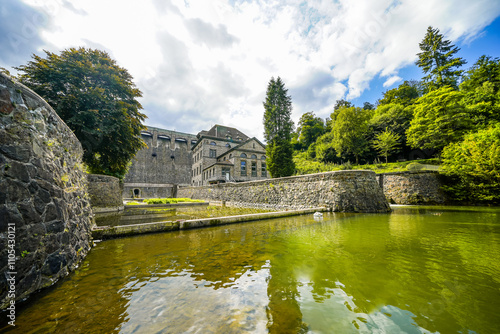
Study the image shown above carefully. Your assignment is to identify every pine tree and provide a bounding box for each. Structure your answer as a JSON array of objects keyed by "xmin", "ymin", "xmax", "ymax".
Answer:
[
  {"xmin": 416, "ymin": 26, "xmax": 466, "ymax": 92},
  {"xmin": 263, "ymin": 77, "xmax": 295, "ymax": 177}
]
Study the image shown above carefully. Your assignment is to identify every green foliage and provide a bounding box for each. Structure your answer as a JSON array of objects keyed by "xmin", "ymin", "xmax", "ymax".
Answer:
[
  {"xmin": 143, "ymin": 198, "xmax": 205, "ymax": 204},
  {"xmin": 333, "ymin": 99, "xmax": 353, "ymax": 112},
  {"xmin": 372, "ymin": 129, "xmax": 400, "ymax": 163},
  {"xmin": 266, "ymin": 138, "xmax": 295, "ymax": 178},
  {"xmin": 295, "ymin": 111, "xmax": 326, "ymax": 150},
  {"xmin": 440, "ymin": 125, "xmax": 500, "ymax": 203},
  {"xmin": 460, "ymin": 56, "xmax": 500, "ymax": 127},
  {"xmin": 263, "ymin": 77, "xmax": 295, "ymax": 177},
  {"xmin": 369, "ymin": 103, "xmax": 413, "ymax": 155},
  {"xmin": 407, "ymin": 86, "xmax": 471, "ymax": 152},
  {"xmin": 16, "ymin": 47, "xmax": 147, "ymax": 178},
  {"xmin": 377, "ymin": 80, "xmax": 421, "ymax": 106},
  {"xmin": 263, "ymin": 76, "xmax": 294, "ymax": 142},
  {"xmin": 330, "ymin": 106, "xmax": 372, "ymax": 164},
  {"xmin": 406, "ymin": 162, "xmax": 424, "ymax": 172},
  {"xmin": 416, "ymin": 26, "xmax": 466, "ymax": 92}
]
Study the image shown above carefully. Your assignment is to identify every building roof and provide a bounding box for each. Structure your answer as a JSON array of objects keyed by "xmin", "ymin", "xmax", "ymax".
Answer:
[
  {"xmin": 203, "ymin": 160, "xmax": 234, "ymax": 171},
  {"xmin": 204, "ymin": 124, "xmax": 249, "ymax": 141}
]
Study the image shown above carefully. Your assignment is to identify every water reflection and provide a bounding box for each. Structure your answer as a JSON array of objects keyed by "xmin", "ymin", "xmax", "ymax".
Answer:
[{"xmin": 2, "ymin": 207, "xmax": 500, "ymax": 333}]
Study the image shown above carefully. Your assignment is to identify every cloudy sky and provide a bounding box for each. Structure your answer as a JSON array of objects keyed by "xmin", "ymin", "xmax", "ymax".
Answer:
[{"xmin": 2, "ymin": 0, "xmax": 500, "ymax": 141}]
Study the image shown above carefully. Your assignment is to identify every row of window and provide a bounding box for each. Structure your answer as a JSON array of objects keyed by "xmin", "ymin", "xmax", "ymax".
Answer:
[{"xmin": 240, "ymin": 161, "xmax": 266, "ymax": 177}]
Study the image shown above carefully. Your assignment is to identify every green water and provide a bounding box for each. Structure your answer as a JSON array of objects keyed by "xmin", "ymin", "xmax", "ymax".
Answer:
[
  {"xmin": 95, "ymin": 206, "xmax": 273, "ymax": 226},
  {"xmin": 2, "ymin": 206, "xmax": 500, "ymax": 333}
]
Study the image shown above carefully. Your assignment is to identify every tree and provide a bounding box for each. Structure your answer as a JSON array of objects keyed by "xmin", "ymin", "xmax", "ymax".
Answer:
[
  {"xmin": 263, "ymin": 77, "xmax": 294, "ymax": 142},
  {"xmin": 266, "ymin": 138, "xmax": 295, "ymax": 178},
  {"xmin": 372, "ymin": 129, "xmax": 400, "ymax": 163},
  {"xmin": 441, "ymin": 125, "xmax": 500, "ymax": 203},
  {"xmin": 363, "ymin": 102, "xmax": 375, "ymax": 110},
  {"xmin": 416, "ymin": 26, "xmax": 466, "ymax": 91},
  {"xmin": 369, "ymin": 103, "xmax": 413, "ymax": 158},
  {"xmin": 330, "ymin": 106, "xmax": 372, "ymax": 164},
  {"xmin": 460, "ymin": 55, "xmax": 500, "ymax": 127},
  {"xmin": 295, "ymin": 111, "xmax": 326, "ymax": 150},
  {"xmin": 406, "ymin": 86, "xmax": 471, "ymax": 153},
  {"xmin": 333, "ymin": 99, "xmax": 353, "ymax": 112},
  {"xmin": 377, "ymin": 80, "xmax": 421, "ymax": 106},
  {"xmin": 263, "ymin": 77, "xmax": 295, "ymax": 177},
  {"xmin": 460, "ymin": 55, "xmax": 500, "ymax": 93},
  {"xmin": 16, "ymin": 47, "xmax": 146, "ymax": 178}
]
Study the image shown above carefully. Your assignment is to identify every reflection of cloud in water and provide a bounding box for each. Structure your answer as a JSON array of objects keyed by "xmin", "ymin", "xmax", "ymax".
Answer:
[
  {"xmin": 119, "ymin": 261, "xmax": 271, "ymax": 333},
  {"xmin": 298, "ymin": 282, "xmax": 434, "ymax": 333}
]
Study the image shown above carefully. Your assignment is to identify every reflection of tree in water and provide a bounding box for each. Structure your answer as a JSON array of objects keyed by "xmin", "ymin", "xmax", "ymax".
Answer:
[{"xmin": 266, "ymin": 250, "xmax": 308, "ymax": 333}]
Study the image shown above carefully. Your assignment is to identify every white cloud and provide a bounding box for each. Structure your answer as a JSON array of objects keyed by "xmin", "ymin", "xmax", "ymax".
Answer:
[
  {"xmin": 383, "ymin": 76, "xmax": 402, "ymax": 88},
  {"xmin": 5, "ymin": 0, "xmax": 500, "ymax": 140}
]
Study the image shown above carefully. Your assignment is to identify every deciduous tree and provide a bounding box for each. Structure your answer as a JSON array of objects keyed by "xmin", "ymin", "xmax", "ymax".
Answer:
[
  {"xmin": 372, "ymin": 129, "xmax": 400, "ymax": 163},
  {"xmin": 330, "ymin": 106, "xmax": 372, "ymax": 164},
  {"xmin": 406, "ymin": 86, "xmax": 470, "ymax": 153},
  {"xmin": 441, "ymin": 125, "xmax": 500, "ymax": 203},
  {"xmin": 295, "ymin": 111, "xmax": 326, "ymax": 150},
  {"xmin": 16, "ymin": 47, "xmax": 146, "ymax": 178}
]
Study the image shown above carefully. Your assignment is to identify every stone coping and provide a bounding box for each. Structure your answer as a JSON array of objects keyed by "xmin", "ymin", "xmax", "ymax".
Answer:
[
  {"xmin": 124, "ymin": 202, "xmax": 209, "ymax": 208},
  {"xmin": 179, "ymin": 169, "xmax": 377, "ymax": 189},
  {"xmin": 92, "ymin": 207, "xmax": 329, "ymax": 240}
]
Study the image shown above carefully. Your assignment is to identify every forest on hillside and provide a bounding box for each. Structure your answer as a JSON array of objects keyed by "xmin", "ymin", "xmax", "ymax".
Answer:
[{"xmin": 290, "ymin": 27, "xmax": 500, "ymax": 203}]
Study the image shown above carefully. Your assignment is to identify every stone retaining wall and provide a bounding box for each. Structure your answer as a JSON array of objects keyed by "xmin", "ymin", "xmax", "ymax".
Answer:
[
  {"xmin": 0, "ymin": 73, "xmax": 93, "ymax": 310},
  {"xmin": 377, "ymin": 171, "xmax": 446, "ymax": 205},
  {"xmin": 178, "ymin": 170, "xmax": 391, "ymax": 213},
  {"xmin": 87, "ymin": 174, "xmax": 123, "ymax": 209}
]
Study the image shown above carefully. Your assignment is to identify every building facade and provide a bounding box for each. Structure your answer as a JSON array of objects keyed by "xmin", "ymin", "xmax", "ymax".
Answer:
[
  {"xmin": 123, "ymin": 126, "xmax": 197, "ymax": 198},
  {"xmin": 192, "ymin": 125, "xmax": 268, "ymax": 186},
  {"xmin": 123, "ymin": 124, "xmax": 269, "ymax": 198}
]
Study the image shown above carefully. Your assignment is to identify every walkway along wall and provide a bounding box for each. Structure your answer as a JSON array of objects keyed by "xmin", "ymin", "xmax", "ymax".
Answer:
[
  {"xmin": 178, "ymin": 170, "xmax": 391, "ymax": 213},
  {"xmin": 0, "ymin": 73, "xmax": 94, "ymax": 310}
]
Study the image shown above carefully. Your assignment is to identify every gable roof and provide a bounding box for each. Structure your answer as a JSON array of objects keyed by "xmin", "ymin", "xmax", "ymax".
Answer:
[
  {"xmin": 218, "ymin": 137, "xmax": 266, "ymax": 158},
  {"xmin": 204, "ymin": 124, "xmax": 249, "ymax": 141}
]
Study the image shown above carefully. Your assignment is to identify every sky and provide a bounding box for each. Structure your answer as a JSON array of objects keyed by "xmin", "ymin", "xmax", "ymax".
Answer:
[{"xmin": 1, "ymin": 0, "xmax": 500, "ymax": 141}]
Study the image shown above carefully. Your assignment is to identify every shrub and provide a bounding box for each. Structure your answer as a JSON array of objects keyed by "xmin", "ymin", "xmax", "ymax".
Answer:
[
  {"xmin": 440, "ymin": 125, "xmax": 500, "ymax": 203},
  {"xmin": 144, "ymin": 198, "xmax": 205, "ymax": 204}
]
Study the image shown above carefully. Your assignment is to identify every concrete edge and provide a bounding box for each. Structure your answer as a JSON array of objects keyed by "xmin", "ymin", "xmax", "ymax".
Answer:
[
  {"xmin": 92, "ymin": 206, "xmax": 125, "ymax": 214},
  {"xmin": 92, "ymin": 207, "xmax": 329, "ymax": 240},
  {"xmin": 124, "ymin": 202, "xmax": 209, "ymax": 209}
]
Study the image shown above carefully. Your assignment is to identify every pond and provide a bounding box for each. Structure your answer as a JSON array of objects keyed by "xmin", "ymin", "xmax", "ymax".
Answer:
[
  {"xmin": 2, "ymin": 206, "xmax": 500, "ymax": 333},
  {"xmin": 95, "ymin": 205, "xmax": 274, "ymax": 227}
]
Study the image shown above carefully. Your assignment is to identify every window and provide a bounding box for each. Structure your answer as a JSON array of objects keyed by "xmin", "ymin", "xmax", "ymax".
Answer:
[
  {"xmin": 251, "ymin": 162, "xmax": 257, "ymax": 177},
  {"xmin": 240, "ymin": 153, "xmax": 247, "ymax": 158},
  {"xmin": 210, "ymin": 141, "xmax": 216, "ymax": 146},
  {"xmin": 251, "ymin": 154, "xmax": 257, "ymax": 159},
  {"xmin": 241, "ymin": 161, "xmax": 246, "ymax": 176},
  {"xmin": 261, "ymin": 155, "xmax": 266, "ymax": 160},
  {"xmin": 222, "ymin": 167, "xmax": 230, "ymax": 180},
  {"xmin": 209, "ymin": 149, "xmax": 216, "ymax": 158},
  {"xmin": 226, "ymin": 143, "xmax": 231, "ymax": 148},
  {"xmin": 261, "ymin": 163, "xmax": 267, "ymax": 177}
]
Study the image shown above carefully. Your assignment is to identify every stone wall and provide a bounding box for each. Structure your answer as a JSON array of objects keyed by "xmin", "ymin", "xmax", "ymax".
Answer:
[
  {"xmin": 178, "ymin": 170, "xmax": 391, "ymax": 212},
  {"xmin": 123, "ymin": 127, "xmax": 196, "ymax": 198},
  {"xmin": 87, "ymin": 174, "xmax": 123, "ymax": 209},
  {"xmin": 0, "ymin": 73, "xmax": 94, "ymax": 310},
  {"xmin": 377, "ymin": 171, "xmax": 446, "ymax": 205}
]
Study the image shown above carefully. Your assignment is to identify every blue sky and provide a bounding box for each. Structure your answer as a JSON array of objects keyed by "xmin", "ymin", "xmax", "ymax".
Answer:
[
  {"xmin": 353, "ymin": 15, "xmax": 500, "ymax": 107},
  {"xmin": 1, "ymin": 0, "xmax": 500, "ymax": 141}
]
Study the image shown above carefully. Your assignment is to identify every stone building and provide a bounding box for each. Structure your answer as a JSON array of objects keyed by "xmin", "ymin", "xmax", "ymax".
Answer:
[
  {"xmin": 123, "ymin": 126, "xmax": 197, "ymax": 198},
  {"xmin": 192, "ymin": 125, "xmax": 269, "ymax": 186},
  {"xmin": 123, "ymin": 124, "xmax": 269, "ymax": 197}
]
